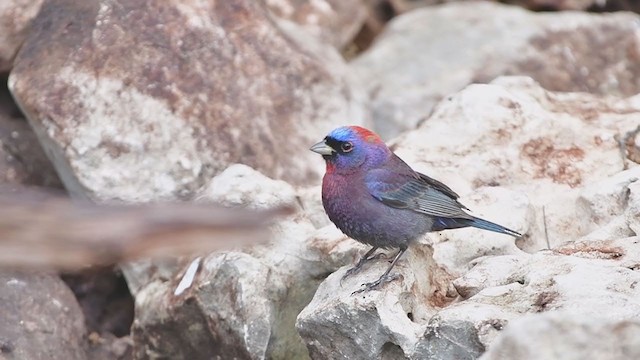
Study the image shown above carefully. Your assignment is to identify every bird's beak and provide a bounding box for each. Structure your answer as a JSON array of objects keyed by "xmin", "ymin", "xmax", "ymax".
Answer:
[{"xmin": 310, "ymin": 140, "xmax": 335, "ymax": 156}]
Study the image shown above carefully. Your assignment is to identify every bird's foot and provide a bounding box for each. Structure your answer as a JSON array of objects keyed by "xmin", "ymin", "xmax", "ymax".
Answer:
[
  {"xmin": 341, "ymin": 252, "xmax": 386, "ymax": 283},
  {"xmin": 351, "ymin": 273, "xmax": 401, "ymax": 295}
]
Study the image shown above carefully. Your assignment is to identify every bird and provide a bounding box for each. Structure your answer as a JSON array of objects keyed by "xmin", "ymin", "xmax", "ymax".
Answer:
[{"xmin": 310, "ymin": 125, "xmax": 521, "ymax": 293}]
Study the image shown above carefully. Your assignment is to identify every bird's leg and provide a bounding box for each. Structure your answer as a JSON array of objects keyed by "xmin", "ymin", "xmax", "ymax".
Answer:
[
  {"xmin": 352, "ymin": 247, "xmax": 406, "ymax": 294},
  {"xmin": 341, "ymin": 246, "xmax": 380, "ymax": 282}
]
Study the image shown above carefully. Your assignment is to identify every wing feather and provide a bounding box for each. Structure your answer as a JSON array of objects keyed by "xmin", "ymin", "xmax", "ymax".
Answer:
[{"xmin": 366, "ymin": 168, "xmax": 472, "ymax": 219}]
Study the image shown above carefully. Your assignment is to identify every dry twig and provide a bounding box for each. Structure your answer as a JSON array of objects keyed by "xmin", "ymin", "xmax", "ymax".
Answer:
[{"xmin": 0, "ymin": 185, "xmax": 291, "ymax": 270}]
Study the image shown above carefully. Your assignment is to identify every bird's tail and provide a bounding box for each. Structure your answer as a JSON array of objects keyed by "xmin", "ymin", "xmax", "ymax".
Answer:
[
  {"xmin": 468, "ymin": 217, "xmax": 521, "ymax": 238},
  {"xmin": 432, "ymin": 216, "xmax": 521, "ymax": 237}
]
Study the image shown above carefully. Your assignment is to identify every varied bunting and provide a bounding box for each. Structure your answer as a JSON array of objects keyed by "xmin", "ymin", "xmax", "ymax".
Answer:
[{"xmin": 310, "ymin": 126, "xmax": 521, "ymax": 293}]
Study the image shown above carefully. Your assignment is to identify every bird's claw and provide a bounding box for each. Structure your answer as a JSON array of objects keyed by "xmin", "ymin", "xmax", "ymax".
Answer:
[
  {"xmin": 340, "ymin": 252, "xmax": 386, "ymax": 285},
  {"xmin": 351, "ymin": 273, "xmax": 401, "ymax": 295}
]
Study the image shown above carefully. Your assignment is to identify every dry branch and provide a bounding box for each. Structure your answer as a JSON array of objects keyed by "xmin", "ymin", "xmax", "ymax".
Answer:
[{"xmin": 0, "ymin": 185, "xmax": 291, "ymax": 270}]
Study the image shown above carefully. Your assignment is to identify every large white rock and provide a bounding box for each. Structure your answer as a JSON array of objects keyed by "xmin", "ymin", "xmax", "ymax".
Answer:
[
  {"xmin": 480, "ymin": 313, "xmax": 640, "ymax": 360},
  {"xmin": 393, "ymin": 77, "xmax": 639, "ymax": 253},
  {"xmin": 450, "ymin": 247, "xmax": 640, "ymax": 358},
  {"xmin": 296, "ymin": 78, "xmax": 640, "ymax": 359}
]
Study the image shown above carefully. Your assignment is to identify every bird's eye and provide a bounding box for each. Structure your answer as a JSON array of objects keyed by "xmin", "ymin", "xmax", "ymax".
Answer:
[{"xmin": 341, "ymin": 142, "xmax": 353, "ymax": 153}]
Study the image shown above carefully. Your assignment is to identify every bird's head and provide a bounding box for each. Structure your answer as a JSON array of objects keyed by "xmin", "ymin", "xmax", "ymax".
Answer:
[{"xmin": 310, "ymin": 126, "xmax": 391, "ymax": 173}]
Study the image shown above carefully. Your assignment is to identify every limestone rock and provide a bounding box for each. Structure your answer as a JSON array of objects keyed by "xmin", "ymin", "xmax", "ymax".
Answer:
[
  {"xmin": 393, "ymin": 77, "xmax": 639, "ymax": 251},
  {"xmin": 296, "ymin": 78, "xmax": 640, "ymax": 359},
  {"xmin": 431, "ymin": 186, "xmax": 533, "ymax": 277},
  {"xmin": 480, "ymin": 313, "xmax": 640, "ymax": 360},
  {"xmin": 130, "ymin": 165, "xmax": 362, "ymax": 359},
  {"xmin": 0, "ymin": 271, "xmax": 87, "ymax": 360},
  {"xmin": 0, "ymin": 0, "xmax": 44, "ymax": 72},
  {"xmin": 351, "ymin": 2, "xmax": 640, "ymax": 137},
  {"xmin": 296, "ymin": 243, "xmax": 457, "ymax": 360},
  {"xmin": 9, "ymin": 0, "xmax": 366, "ymax": 202},
  {"xmin": 444, "ymin": 247, "xmax": 640, "ymax": 350}
]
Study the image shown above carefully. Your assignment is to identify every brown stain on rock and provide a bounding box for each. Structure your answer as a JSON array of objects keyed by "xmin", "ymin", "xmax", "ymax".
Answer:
[
  {"xmin": 426, "ymin": 263, "xmax": 457, "ymax": 308},
  {"xmin": 555, "ymin": 241, "xmax": 625, "ymax": 260},
  {"xmin": 533, "ymin": 290, "xmax": 559, "ymax": 312},
  {"xmin": 521, "ymin": 137, "xmax": 585, "ymax": 187}
]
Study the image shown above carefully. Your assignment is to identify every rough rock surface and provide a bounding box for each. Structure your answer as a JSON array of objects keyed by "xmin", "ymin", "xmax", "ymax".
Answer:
[
  {"xmin": 130, "ymin": 165, "xmax": 362, "ymax": 359},
  {"xmin": 480, "ymin": 313, "xmax": 640, "ymax": 360},
  {"xmin": 297, "ymin": 238, "xmax": 640, "ymax": 359},
  {"xmin": 266, "ymin": 0, "xmax": 368, "ymax": 49},
  {"xmin": 351, "ymin": 1, "xmax": 640, "ymax": 138},
  {"xmin": 0, "ymin": 271, "xmax": 87, "ymax": 360},
  {"xmin": 9, "ymin": 0, "xmax": 366, "ymax": 202},
  {"xmin": 296, "ymin": 78, "xmax": 640, "ymax": 359},
  {"xmin": 393, "ymin": 77, "xmax": 639, "ymax": 253},
  {"xmin": 0, "ymin": 0, "xmax": 44, "ymax": 72},
  {"xmin": 447, "ymin": 245, "xmax": 640, "ymax": 351},
  {"xmin": 297, "ymin": 243, "xmax": 458, "ymax": 360}
]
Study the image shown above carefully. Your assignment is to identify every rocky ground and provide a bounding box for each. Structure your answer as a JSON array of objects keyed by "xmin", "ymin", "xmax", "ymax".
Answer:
[{"xmin": 0, "ymin": 0, "xmax": 639, "ymax": 359}]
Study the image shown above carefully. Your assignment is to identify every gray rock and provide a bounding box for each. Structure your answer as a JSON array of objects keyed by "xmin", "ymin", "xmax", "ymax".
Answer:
[
  {"xmin": 0, "ymin": 271, "xmax": 87, "ymax": 360},
  {"xmin": 8, "ymin": 0, "xmax": 367, "ymax": 202},
  {"xmin": 416, "ymin": 319, "xmax": 484, "ymax": 360},
  {"xmin": 351, "ymin": 2, "xmax": 640, "ymax": 138}
]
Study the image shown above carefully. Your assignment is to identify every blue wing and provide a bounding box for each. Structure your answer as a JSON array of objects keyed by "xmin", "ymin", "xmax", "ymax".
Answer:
[
  {"xmin": 365, "ymin": 156, "xmax": 521, "ymax": 237},
  {"xmin": 365, "ymin": 167, "xmax": 473, "ymax": 219}
]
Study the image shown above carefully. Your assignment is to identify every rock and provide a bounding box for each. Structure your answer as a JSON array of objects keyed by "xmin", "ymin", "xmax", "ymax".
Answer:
[
  {"xmin": 296, "ymin": 77, "xmax": 640, "ymax": 359},
  {"xmin": 196, "ymin": 163, "xmax": 298, "ymax": 210},
  {"xmin": 265, "ymin": 0, "xmax": 368, "ymax": 49},
  {"xmin": 0, "ymin": 76, "xmax": 61, "ymax": 187},
  {"xmin": 86, "ymin": 332, "xmax": 133, "ymax": 360},
  {"xmin": 431, "ymin": 186, "xmax": 533, "ymax": 277},
  {"xmin": 296, "ymin": 185, "xmax": 331, "ymax": 229},
  {"xmin": 573, "ymin": 166, "xmax": 640, "ymax": 241},
  {"xmin": 442, "ymin": 247, "xmax": 640, "ymax": 351},
  {"xmin": 392, "ymin": 77, "xmax": 639, "ymax": 250},
  {"xmin": 296, "ymin": 243, "xmax": 457, "ymax": 360},
  {"xmin": 130, "ymin": 165, "xmax": 362, "ymax": 359},
  {"xmin": 0, "ymin": 0, "xmax": 44, "ymax": 72},
  {"xmin": 351, "ymin": 2, "xmax": 640, "ymax": 138},
  {"xmin": 9, "ymin": 0, "xmax": 367, "ymax": 202},
  {"xmin": 628, "ymin": 180, "xmax": 640, "ymax": 235},
  {"xmin": 0, "ymin": 271, "xmax": 87, "ymax": 360},
  {"xmin": 480, "ymin": 313, "xmax": 640, "ymax": 360}
]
